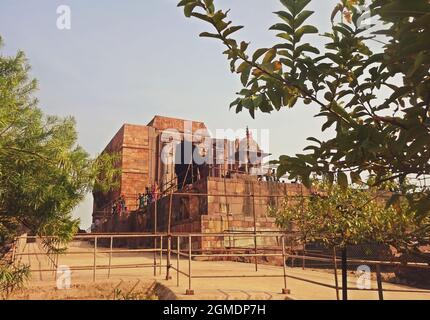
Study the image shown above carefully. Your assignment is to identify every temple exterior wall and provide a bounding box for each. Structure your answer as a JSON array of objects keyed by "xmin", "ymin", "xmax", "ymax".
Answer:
[{"xmin": 91, "ymin": 115, "xmax": 303, "ymax": 251}]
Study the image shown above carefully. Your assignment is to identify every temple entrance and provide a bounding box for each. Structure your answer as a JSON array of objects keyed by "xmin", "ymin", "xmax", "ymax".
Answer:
[{"xmin": 174, "ymin": 140, "xmax": 209, "ymax": 190}]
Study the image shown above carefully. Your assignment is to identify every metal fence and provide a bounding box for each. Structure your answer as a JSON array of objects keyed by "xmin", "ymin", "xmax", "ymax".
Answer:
[{"xmin": 11, "ymin": 232, "xmax": 430, "ymax": 300}]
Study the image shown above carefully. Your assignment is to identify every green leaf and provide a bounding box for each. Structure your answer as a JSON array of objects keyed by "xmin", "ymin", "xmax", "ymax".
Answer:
[
  {"xmin": 263, "ymin": 48, "xmax": 277, "ymax": 63},
  {"xmin": 184, "ymin": 3, "xmax": 198, "ymax": 17},
  {"xmin": 281, "ymin": 0, "xmax": 311, "ymax": 17},
  {"xmin": 274, "ymin": 11, "xmax": 293, "ymax": 25},
  {"xmin": 296, "ymin": 43, "xmax": 320, "ymax": 55},
  {"xmin": 269, "ymin": 23, "xmax": 293, "ymax": 34},
  {"xmin": 240, "ymin": 64, "xmax": 252, "ymax": 86},
  {"xmin": 295, "ymin": 25, "xmax": 318, "ymax": 42},
  {"xmin": 295, "ymin": 10, "xmax": 314, "ymax": 28},
  {"xmin": 252, "ymin": 48, "xmax": 269, "ymax": 62},
  {"xmin": 223, "ymin": 26, "xmax": 244, "ymax": 37},
  {"xmin": 267, "ymin": 89, "xmax": 282, "ymax": 110},
  {"xmin": 237, "ymin": 61, "xmax": 250, "ymax": 73},
  {"xmin": 190, "ymin": 12, "xmax": 213, "ymax": 23},
  {"xmin": 177, "ymin": 0, "xmax": 196, "ymax": 7},
  {"xmin": 203, "ymin": 0, "xmax": 215, "ymax": 14},
  {"xmin": 199, "ymin": 32, "xmax": 222, "ymax": 39}
]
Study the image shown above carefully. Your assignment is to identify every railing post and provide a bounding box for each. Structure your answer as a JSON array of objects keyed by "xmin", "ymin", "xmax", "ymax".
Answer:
[
  {"xmin": 55, "ymin": 239, "xmax": 60, "ymax": 272},
  {"xmin": 291, "ymin": 239, "xmax": 295, "ymax": 268},
  {"xmin": 153, "ymin": 235, "xmax": 157, "ymax": 277},
  {"xmin": 376, "ymin": 264, "xmax": 384, "ymax": 301},
  {"xmin": 185, "ymin": 235, "xmax": 194, "ymax": 295},
  {"xmin": 108, "ymin": 236, "xmax": 113, "ymax": 279},
  {"xmin": 51, "ymin": 237, "xmax": 56, "ymax": 276},
  {"xmin": 333, "ymin": 246, "xmax": 340, "ymax": 300},
  {"xmin": 54, "ymin": 238, "xmax": 58, "ymax": 282},
  {"xmin": 166, "ymin": 236, "xmax": 172, "ymax": 280},
  {"xmin": 11, "ymin": 237, "xmax": 17, "ymax": 265},
  {"xmin": 302, "ymin": 243, "xmax": 306, "ymax": 270},
  {"xmin": 281, "ymin": 235, "xmax": 290, "ymax": 294},
  {"xmin": 341, "ymin": 246, "xmax": 348, "ymax": 300},
  {"xmin": 154, "ymin": 199, "xmax": 158, "ymax": 276},
  {"xmin": 53, "ymin": 239, "xmax": 58, "ymax": 279},
  {"xmin": 177, "ymin": 236, "xmax": 180, "ymax": 287},
  {"xmin": 251, "ymin": 193, "xmax": 258, "ymax": 272},
  {"xmin": 93, "ymin": 236, "xmax": 98, "ymax": 282},
  {"xmin": 166, "ymin": 192, "xmax": 173, "ymax": 280},
  {"xmin": 159, "ymin": 235, "xmax": 163, "ymax": 275}
]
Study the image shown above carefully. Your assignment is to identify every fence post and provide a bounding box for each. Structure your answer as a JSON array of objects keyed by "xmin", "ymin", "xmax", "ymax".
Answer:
[
  {"xmin": 341, "ymin": 246, "xmax": 348, "ymax": 300},
  {"xmin": 159, "ymin": 235, "xmax": 163, "ymax": 275},
  {"xmin": 333, "ymin": 246, "xmax": 340, "ymax": 300},
  {"xmin": 177, "ymin": 236, "xmax": 180, "ymax": 287},
  {"xmin": 93, "ymin": 236, "xmax": 98, "ymax": 282},
  {"xmin": 11, "ymin": 237, "xmax": 17, "ymax": 265},
  {"xmin": 251, "ymin": 193, "xmax": 258, "ymax": 272},
  {"xmin": 154, "ymin": 199, "xmax": 158, "ymax": 276},
  {"xmin": 153, "ymin": 235, "xmax": 157, "ymax": 277},
  {"xmin": 376, "ymin": 264, "xmax": 384, "ymax": 301},
  {"xmin": 166, "ymin": 236, "xmax": 172, "ymax": 280},
  {"xmin": 302, "ymin": 243, "xmax": 306, "ymax": 270},
  {"xmin": 51, "ymin": 238, "xmax": 56, "ymax": 276},
  {"xmin": 54, "ymin": 239, "xmax": 59, "ymax": 280},
  {"xmin": 185, "ymin": 235, "xmax": 194, "ymax": 295},
  {"xmin": 281, "ymin": 235, "xmax": 290, "ymax": 294},
  {"xmin": 166, "ymin": 192, "xmax": 173, "ymax": 280},
  {"xmin": 291, "ymin": 239, "xmax": 295, "ymax": 268},
  {"xmin": 54, "ymin": 239, "xmax": 58, "ymax": 282},
  {"xmin": 108, "ymin": 236, "xmax": 113, "ymax": 279}
]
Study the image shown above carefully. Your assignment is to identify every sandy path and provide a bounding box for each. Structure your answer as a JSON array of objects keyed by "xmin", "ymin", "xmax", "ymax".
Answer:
[{"xmin": 14, "ymin": 240, "xmax": 430, "ymax": 300}]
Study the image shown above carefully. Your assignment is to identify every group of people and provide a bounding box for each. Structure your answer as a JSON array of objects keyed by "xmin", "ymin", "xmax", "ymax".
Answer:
[
  {"xmin": 137, "ymin": 183, "xmax": 160, "ymax": 210},
  {"xmin": 113, "ymin": 168, "xmax": 284, "ymax": 215},
  {"xmin": 257, "ymin": 169, "xmax": 282, "ymax": 183},
  {"xmin": 111, "ymin": 195, "xmax": 127, "ymax": 216}
]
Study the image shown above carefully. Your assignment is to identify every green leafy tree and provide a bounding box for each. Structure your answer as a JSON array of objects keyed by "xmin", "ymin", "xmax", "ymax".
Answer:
[
  {"xmin": 0, "ymin": 263, "xmax": 30, "ymax": 299},
  {"xmin": 271, "ymin": 182, "xmax": 430, "ymax": 256},
  {"xmin": 178, "ymin": 0, "xmax": 430, "ymax": 244},
  {"xmin": 0, "ymin": 36, "xmax": 120, "ymax": 249}
]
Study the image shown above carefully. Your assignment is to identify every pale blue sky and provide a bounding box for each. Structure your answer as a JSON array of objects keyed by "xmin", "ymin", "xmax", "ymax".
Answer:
[{"xmin": 1, "ymin": 0, "xmax": 342, "ymax": 228}]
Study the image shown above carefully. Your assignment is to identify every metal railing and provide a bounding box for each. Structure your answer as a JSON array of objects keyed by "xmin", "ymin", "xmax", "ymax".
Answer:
[
  {"xmin": 11, "ymin": 232, "xmax": 430, "ymax": 300},
  {"xmin": 167, "ymin": 232, "xmax": 290, "ymax": 295}
]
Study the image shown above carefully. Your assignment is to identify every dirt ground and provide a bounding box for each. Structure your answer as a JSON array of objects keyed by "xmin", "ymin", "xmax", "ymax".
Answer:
[
  {"xmin": 9, "ymin": 240, "xmax": 430, "ymax": 300},
  {"xmin": 9, "ymin": 280, "xmax": 160, "ymax": 300}
]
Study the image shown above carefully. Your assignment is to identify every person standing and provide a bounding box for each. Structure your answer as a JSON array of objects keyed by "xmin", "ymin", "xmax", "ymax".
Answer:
[
  {"xmin": 142, "ymin": 190, "xmax": 148, "ymax": 207},
  {"xmin": 146, "ymin": 187, "xmax": 152, "ymax": 205},
  {"xmin": 116, "ymin": 199, "xmax": 122, "ymax": 215},
  {"xmin": 119, "ymin": 195, "xmax": 126, "ymax": 214},
  {"xmin": 138, "ymin": 193, "xmax": 143, "ymax": 210}
]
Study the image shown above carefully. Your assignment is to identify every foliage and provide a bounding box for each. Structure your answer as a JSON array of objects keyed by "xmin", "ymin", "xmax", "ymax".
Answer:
[
  {"xmin": 177, "ymin": 0, "xmax": 430, "ymax": 220},
  {"xmin": 113, "ymin": 288, "xmax": 158, "ymax": 300},
  {"xmin": 0, "ymin": 36, "xmax": 121, "ymax": 248},
  {"xmin": 0, "ymin": 263, "xmax": 30, "ymax": 299},
  {"xmin": 270, "ymin": 182, "xmax": 430, "ymax": 257}
]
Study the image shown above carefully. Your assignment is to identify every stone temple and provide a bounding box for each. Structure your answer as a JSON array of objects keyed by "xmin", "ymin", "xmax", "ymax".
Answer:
[{"xmin": 92, "ymin": 115, "xmax": 309, "ymax": 249}]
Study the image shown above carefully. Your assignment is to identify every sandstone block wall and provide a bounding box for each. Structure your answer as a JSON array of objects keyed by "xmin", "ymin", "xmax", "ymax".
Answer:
[{"xmin": 92, "ymin": 124, "xmax": 156, "ymax": 220}]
